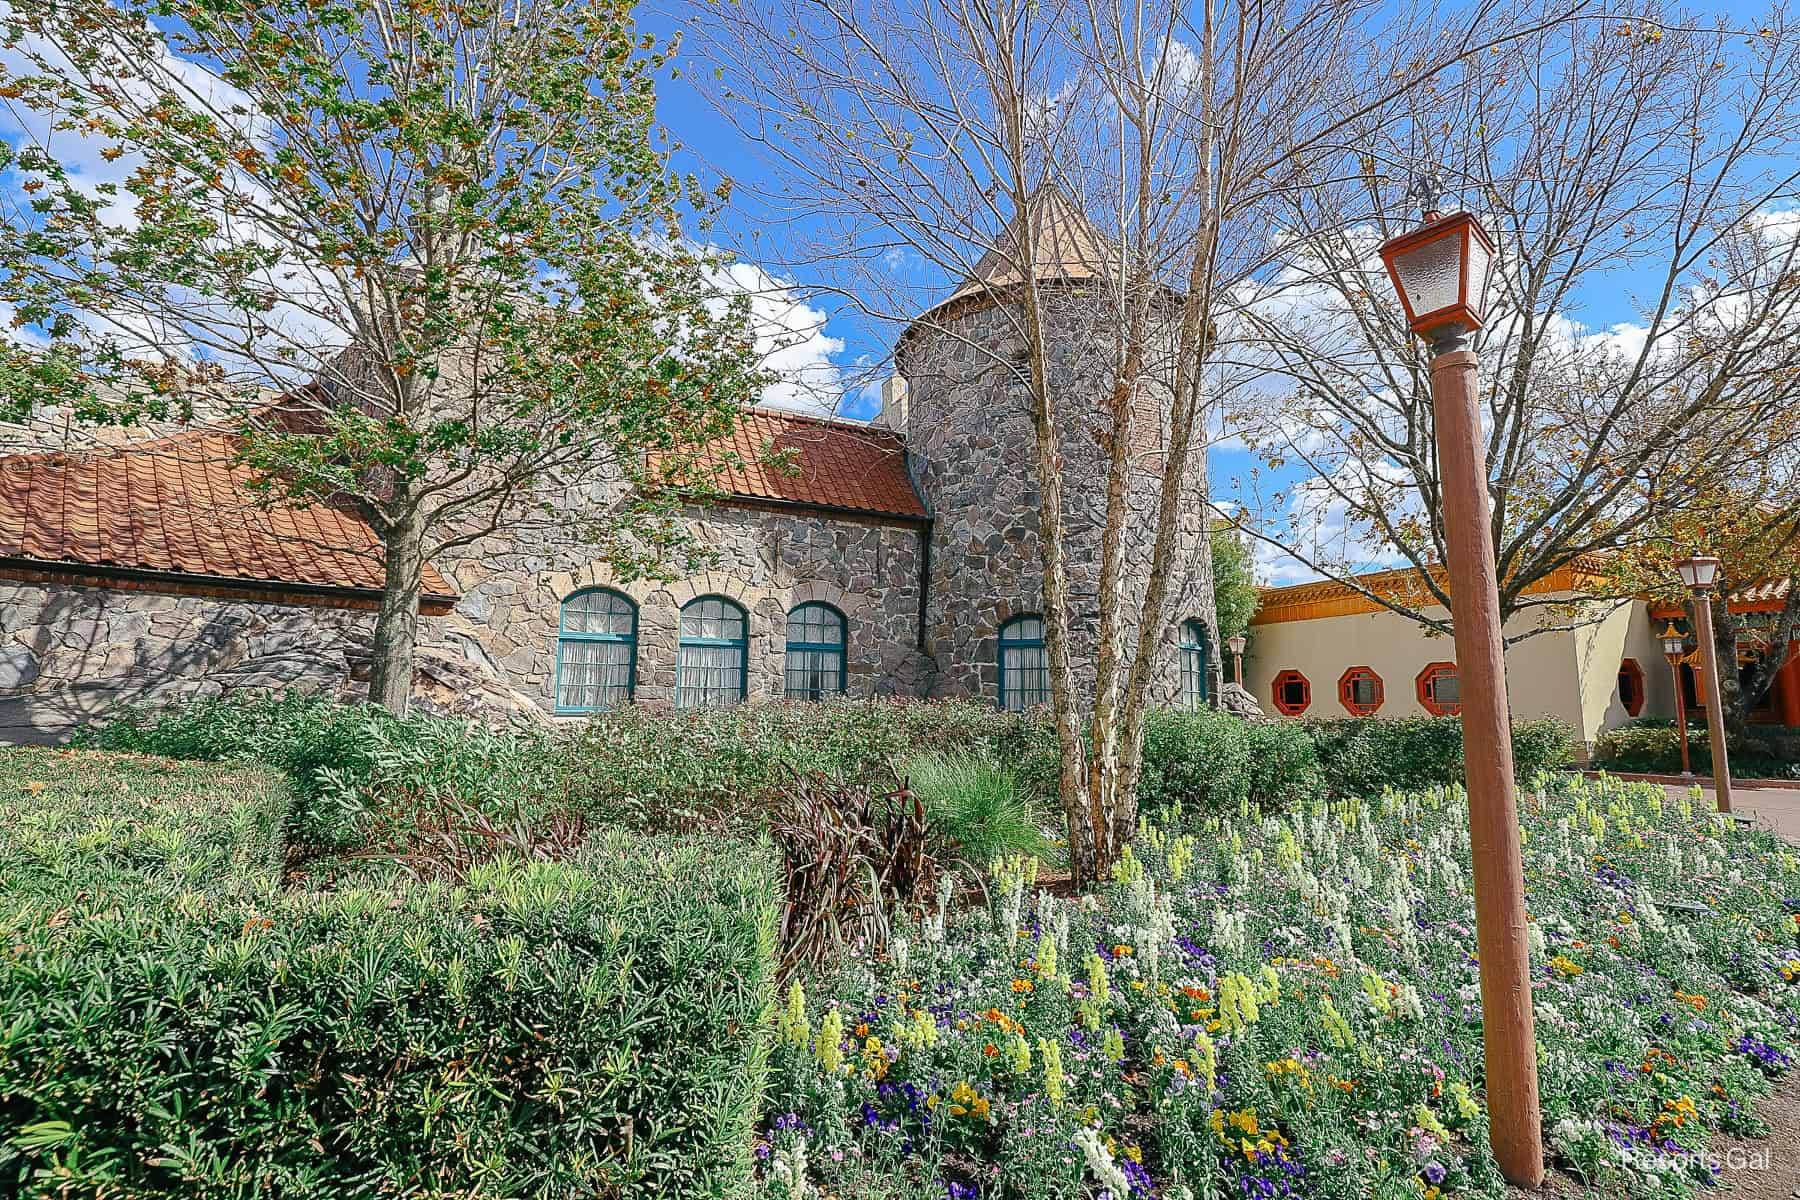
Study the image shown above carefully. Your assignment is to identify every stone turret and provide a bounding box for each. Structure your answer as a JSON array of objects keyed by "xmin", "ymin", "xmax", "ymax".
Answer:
[{"xmin": 887, "ymin": 186, "xmax": 1221, "ymax": 707}]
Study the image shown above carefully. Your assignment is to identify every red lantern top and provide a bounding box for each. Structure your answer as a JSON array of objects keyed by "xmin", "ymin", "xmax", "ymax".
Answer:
[{"xmin": 1378, "ymin": 211, "xmax": 1495, "ymax": 340}]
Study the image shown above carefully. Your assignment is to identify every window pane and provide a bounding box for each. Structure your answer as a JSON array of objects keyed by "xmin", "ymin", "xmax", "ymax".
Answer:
[
  {"xmin": 682, "ymin": 597, "xmax": 746, "ymax": 643},
  {"xmin": 678, "ymin": 643, "xmax": 745, "ymax": 707},
  {"xmin": 1353, "ymin": 678, "xmax": 1377, "ymax": 706},
  {"xmin": 1001, "ymin": 617, "xmax": 1044, "ymax": 644},
  {"xmin": 557, "ymin": 639, "xmax": 633, "ymax": 710},
  {"xmin": 562, "ymin": 590, "xmax": 634, "ymax": 636},
  {"xmin": 787, "ymin": 604, "xmax": 845, "ymax": 647},
  {"xmin": 1283, "ymin": 679, "xmax": 1307, "ymax": 707},
  {"xmin": 1001, "ymin": 644, "xmax": 1050, "ymax": 711},
  {"xmin": 1433, "ymin": 673, "xmax": 1459, "ymax": 705},
  {"xmin": 785, "ymin": 647, "xmax": 844, "ymax": 700},
  {"xmin": 1181, "ymin": 645, "xmax": 1207, "ymax": 708}
]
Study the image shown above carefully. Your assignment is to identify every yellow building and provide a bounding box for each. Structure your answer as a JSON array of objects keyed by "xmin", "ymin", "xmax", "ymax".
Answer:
[{"xmin": 1242, "ymin": 565, "xmax": 1800, "ymax": 748}]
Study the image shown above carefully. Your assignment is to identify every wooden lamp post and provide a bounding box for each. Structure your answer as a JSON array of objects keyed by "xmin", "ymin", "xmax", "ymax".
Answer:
[
  {"xmin": 1226, "ymin": 633, "xmax": 1247, "ymax": 685},
  {"xmin": 1676, "ymin": 555, "xmax": 1734, "ymax": 813},
  {"xmin": 1659, "ymin": 622, "xmax": 1694, "ymax": 777},
  {"xmin": 1378, "ymin": 184, "xmax": 1545, "ymax": 1187}
]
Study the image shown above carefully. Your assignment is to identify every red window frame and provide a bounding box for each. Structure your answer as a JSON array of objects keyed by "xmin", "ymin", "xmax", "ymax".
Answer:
[
  {"xmin": 1617, "ymin": 658, "xmax": 1646, "ymax": 718},
  {"xmin": 1271, "ymin": 669, "xmax": 1312, "ymax": 716},
  {"xmin": 1416, "ymin": 661, "xmax": 1461, "ymax": 717},
  {"xmin": 1338, "ymin": 666, "xmax": 1385, "ymax": 716}
]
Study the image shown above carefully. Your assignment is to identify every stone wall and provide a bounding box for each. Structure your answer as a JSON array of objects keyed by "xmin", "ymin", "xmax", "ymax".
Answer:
[
  {"xmin": 898, "ymin": 291, "xmax": 1219, "ymax": 706},
  {"xmin": 429, "ymin": 502, "xmax": 934, "ymax": 709},
  {"xmin": 0, "ymin": 582, "xmax": 377, "ymax": 743}
]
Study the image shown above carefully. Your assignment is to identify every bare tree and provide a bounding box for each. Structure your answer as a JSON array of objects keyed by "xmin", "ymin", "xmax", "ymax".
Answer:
[
  {"xmin": 692, "ymin": 0, "xmax": 1573, "ymax": 882},
  {"xmin": 1224, "ymin": 6, "xmax": 1800, "ymax": 646}
]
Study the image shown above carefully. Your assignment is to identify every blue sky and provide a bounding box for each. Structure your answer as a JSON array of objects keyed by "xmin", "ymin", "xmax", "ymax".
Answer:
[{"xmin": 640, "ymin": 0, "xmax": 1794, "ymax": 584}]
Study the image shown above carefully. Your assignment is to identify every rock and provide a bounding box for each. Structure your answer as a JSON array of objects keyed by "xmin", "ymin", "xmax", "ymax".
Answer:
[
  {"xmin": 1217, "ymin": 682, "xmax": 1266, "ymax": 720},
  {"xmin": 408, "ymin": 646, "xmax": 554, "ymax": 731},
  {"xmin": 0, "ymin": 645, "xmax": 39, "ymax": 690}
]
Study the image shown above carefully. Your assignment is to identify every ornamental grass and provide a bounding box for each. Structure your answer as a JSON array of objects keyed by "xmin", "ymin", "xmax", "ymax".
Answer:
[{"xmin": 755, "ymin": 774, "xmax": 1800, "ymax": 1200}]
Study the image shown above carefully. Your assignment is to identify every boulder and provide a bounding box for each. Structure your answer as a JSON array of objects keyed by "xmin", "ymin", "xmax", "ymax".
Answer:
[
  {"xmin": 1217, "ymin": 682, "xmax": 1266, "ymax": 720},
  {"xmin": 407, "ymin": 646, "xmax": 554, "ymax": 730}
]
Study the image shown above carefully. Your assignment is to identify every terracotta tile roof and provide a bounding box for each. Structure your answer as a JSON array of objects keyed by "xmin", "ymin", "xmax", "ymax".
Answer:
[
  {"xmin": 672, "ymin": 407, "xmax": 927, "ymax": 520},
  {"xmin": 0, "ymin": 432, "xmax": 457, "ymax": 604},
  {"xmin": 1729, "ymin": 577, "xmax": 1793, "ymax": 607}
]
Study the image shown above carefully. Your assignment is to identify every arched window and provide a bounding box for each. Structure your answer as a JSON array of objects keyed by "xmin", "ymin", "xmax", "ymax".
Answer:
[
  {"xmin": 1179, "ymin": 620, "xmax": 1210, "ymax": 709},
  {"xmin": 786, "ymin": 603, "xmax": 847, "ymax": 700},
  {"xmin": 1338, "ymin": 666, "xmax": 1384, "ymax": 716},
  {"xmin": 998, "ymin": 615, "xmax": 1050, "ymax": 711},
  {"xmin": 555, "ymin": 588, "xmax": 637, "ymax": 712},
  {"xmin": 1417, "ymin": 662, "xmax": 1461, "ymax": 716},
  {"xmin": 1617, "ymin": 658, "xmax": 1646, "ymax": 717},
  {"xmin": 1271, "ymin": 669, "xmax": 1311, "ymax": 716},
  {"xmin": 678, "ymin": 596, "xmax": 748, "ymax": 708}
]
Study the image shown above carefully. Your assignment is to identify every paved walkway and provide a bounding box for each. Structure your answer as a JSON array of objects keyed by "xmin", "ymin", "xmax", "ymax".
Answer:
[{"xmin": 1663, "ymin": 782, "xmax": 1800, "ymax": 845}]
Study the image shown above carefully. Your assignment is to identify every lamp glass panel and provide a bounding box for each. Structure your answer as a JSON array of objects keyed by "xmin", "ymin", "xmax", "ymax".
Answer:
[
  {"xmin": 1463, "ymin": 233, "xmax": 1490, "ymax": 323},
  {"xmin": 1393, "ymin": 231, "xmax": 1464, "ymax": 318}
]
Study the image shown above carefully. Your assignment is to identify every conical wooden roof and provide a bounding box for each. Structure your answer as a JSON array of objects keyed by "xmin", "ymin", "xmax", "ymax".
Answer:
[{"xmin": 942, "ymin": 184, "xmax": 1112, "ymax": 304}]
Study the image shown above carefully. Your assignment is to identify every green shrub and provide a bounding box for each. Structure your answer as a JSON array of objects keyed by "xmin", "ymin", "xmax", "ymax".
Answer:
[
  {"xmin": 902, "ymin": 752, "xmax": 1054, "ymax": 863},
  {"xmin": 77, "ymin": 693, "xmax": 558, "ymax": 849},
  {"xmin": 1591, "ymin": 720, "xmax": 1800, "ymax": 780},
  {"xmin": 1135, "ymin": 707, "xmax": 1322, "ymax": 816},
  {"xmin": 0, "ymin": 748, "xmax": 780, "ymax": 1200},
  {"xmin": 557, "ymin": 699, "xmax": 1054, "ymax": 830},
  {"xmin": 1302, "ymin": 715, "xmax": 1575, "ymax": 797},
  {"xmin": 0, "ymin": 749, "xmax": 290, "ymax": 894}
]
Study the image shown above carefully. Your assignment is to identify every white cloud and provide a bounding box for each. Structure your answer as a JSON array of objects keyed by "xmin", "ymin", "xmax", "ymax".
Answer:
[{"xmin": 706, "ymin": 260, "xmax": 860, "ymax": 417}]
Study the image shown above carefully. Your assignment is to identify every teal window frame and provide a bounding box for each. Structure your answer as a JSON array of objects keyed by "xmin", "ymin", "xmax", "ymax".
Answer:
[
  {"xmin": 677, "ymin": 595, "xmax": 749, "ymax": 708},
  {"xmin": 1179, "ymin": 619, "xmax": 1210, "ymax": 708},
  {"xmin": 997, "ymin": 614, "xmax": 1050, "ymax": 711},
  {"xmin": 554, "ymin": 588, "xmax": 637, "ymax": 713},
  {"xmin": 785, "ymin": 602, "xmax": 848, "ymax": 700}
]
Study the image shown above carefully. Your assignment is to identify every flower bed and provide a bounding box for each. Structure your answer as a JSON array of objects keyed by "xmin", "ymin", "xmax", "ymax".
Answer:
[{"xmin": 757, "ymin": 775, "xmax": 1800, "ymax": 1199}]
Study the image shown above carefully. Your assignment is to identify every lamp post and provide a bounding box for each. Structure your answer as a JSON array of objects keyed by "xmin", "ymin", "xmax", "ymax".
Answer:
[
  {"xmin": 1659, "ymin": 622, "xmax": 1694, "ymax": 778},
  {"xmin": 1378, "ymin": 192, "xmax": 1544, "ymax": 1187},
  {"xmin": 1676, "ymin": 556, "xmax": 1733, "ymax": 814},
  {"xmin": 1226, "ymin": 633, "xmax": 1247, "ymax": 685}
]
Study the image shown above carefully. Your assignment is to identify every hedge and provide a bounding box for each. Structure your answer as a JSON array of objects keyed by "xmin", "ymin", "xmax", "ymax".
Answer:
[
  {"xmin": 1591, "ymin": 719, "xmax": 1800, "ymax": 780},
  {"xmin": 0, "ymin": 748, "xmax": 780, "ymax": 1200},
  {"xmin": 73, "ymin": 695, "xmax": 1579, "ymax": 839},
  {"xmin": 1300, "ymin": 715, "xmax": 1575, "ymax": 799}
]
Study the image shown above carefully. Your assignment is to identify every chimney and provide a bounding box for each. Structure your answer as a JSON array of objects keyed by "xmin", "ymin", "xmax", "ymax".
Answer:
[{"xmin": 876, "ymin": 375, "xmax": 909, "ymax": 433}]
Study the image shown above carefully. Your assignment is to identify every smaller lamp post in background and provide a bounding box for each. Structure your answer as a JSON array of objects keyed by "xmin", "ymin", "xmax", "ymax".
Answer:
[
  {"xmin": 1659, "ymin": 622, "xmax": 1694, "ymax": 777},
  {"xmin": 1378, "ymin": 181, "xmax": 1544, "ymax": 1187},
  {"xmin": 1226, "ymin": 633, "xmax": 1247, "ymax": 685},
  {"xmin": 1676, "ymin": 556, "xmax": 1733, "ymax": 813}
]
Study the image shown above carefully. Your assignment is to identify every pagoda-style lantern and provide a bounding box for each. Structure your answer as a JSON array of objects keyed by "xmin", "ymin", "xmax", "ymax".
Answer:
[{"xmin": 1660, "ymin": 622, "xmax": 1694, "ymax": 777}]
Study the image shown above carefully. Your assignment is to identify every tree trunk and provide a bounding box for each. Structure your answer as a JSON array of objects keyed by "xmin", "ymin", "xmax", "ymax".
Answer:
[
  {"xmin": 1709, "ymin": 594, "xmax": 1751, "ymax": 739},
  {"xmin": 1726, "ymin": 588, "xmax": 1800, "ymax": 732},
  {"xmin": 367, "ymin": 506, "xmax": 427, "ymax": 717}
]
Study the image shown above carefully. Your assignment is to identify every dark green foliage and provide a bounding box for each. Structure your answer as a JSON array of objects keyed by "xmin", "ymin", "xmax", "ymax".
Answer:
[
  {"xmin": 1592, "ymin": 719, "xmax": 1800, "ymax": 780},
  {"xmin": 556, "ymin": 699, "xmax": 1050, "ymax": 830},
  {"xmin": 1301, "ymin": 716, "xmax": 1575, "ymax": 797},
  {"xmin": 1210, "ymin": 528, "xmax": 1261, "ymax": 645},
  {"xmin": 0, "ymin": 748, "xmax": 780, "ymax": 1200},
  {"xmin": 1140, "ymin": 706, "xmax": 1254, "ymax": 814},
  {"xmin": 76, "ymin": 693, "xmax": 556, "ymax": 849},
  {"xmin": 0, "ymin": 749, "xmax": 289, "ymax": 894}
]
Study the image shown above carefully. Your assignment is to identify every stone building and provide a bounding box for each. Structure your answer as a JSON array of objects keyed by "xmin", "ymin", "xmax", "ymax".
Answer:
[{"xmin": 0, "ymin": 190, "xmax": 1220, "ymax": 741}]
